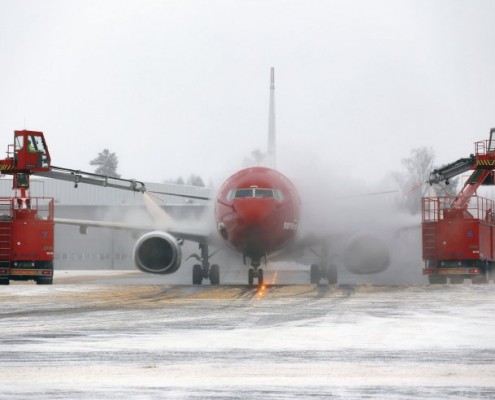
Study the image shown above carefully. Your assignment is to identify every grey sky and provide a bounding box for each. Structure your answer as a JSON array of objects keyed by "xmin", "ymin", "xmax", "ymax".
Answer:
[{"xmin": 1, "ymin": 0, "xmax": 495, "ymax": 188}]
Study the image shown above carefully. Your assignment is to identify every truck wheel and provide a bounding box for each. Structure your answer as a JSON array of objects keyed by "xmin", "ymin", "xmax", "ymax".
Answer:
[
  {"xmin": 472, "ymin": 275, "xmax": 488, "ymax": 284},
  {"xmin": 0, "ymin": 278, "xmax": 9, "ymax": 285},
  {"xmin": 36, "ymin": 277, "xmax": 53, "ymax": 285},
  {"xmin": 428, "ymin": 275, "xmax": 447, "ymax": 284},
  {"xmin": 450, "ymin": 276, "xmax": 464, "ymax": 284}
]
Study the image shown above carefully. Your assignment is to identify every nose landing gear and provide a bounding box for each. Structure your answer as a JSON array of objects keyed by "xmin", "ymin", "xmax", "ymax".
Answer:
[
  {"xmin": 246, "ymin": 255, "xmax": 264, "ymax": 287},
  {"xmin": 248, "ymin": 267, "xmax": 264, "ymax": 286}
]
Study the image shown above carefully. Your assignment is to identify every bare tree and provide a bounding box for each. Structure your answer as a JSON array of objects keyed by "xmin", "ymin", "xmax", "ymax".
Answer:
[
  {"xmin": 165, "ymin": 174, "xmax": 205, "ymax": 187},
  {"xmin": 394, "ymin": 147, "xmax": 461, "ymax": 214},
  {"xmin": 187, "ymin": 174, "xmax": 205, "ymax": 187},
  {"xmin": 394, "ymin": 147, "xmax": 435, "ymax": 214},
  {"xmin": 90, "ymin": 149, "xmax": 120, "ymax": 178}
]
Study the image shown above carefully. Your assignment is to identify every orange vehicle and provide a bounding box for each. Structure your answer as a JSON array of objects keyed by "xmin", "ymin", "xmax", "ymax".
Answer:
[
  {"xmin": 423, "ymin": 128, "xmax": 495, "ymax": 284},
  {"xmin": 0, "ymin": 130, "xmax": 145, "ymax": 285},
  {"xmin": 0, "ymin": 130, "xmax": 54, "ymax": 284}
]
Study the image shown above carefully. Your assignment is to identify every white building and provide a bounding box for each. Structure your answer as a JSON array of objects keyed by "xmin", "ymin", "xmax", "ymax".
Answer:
[{"xmin": 0, "ymin": 177, "xmax": 210, "ymax": 269}]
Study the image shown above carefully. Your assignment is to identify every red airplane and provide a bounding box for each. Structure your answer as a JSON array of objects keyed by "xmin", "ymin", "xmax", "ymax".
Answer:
[
  {"xmin": 213, "ymin": 166, "xmax": 301, "ymax": 285},
  {"xmin": 56, "ymin": 68, "xmax": 390, "ymax": 285}
]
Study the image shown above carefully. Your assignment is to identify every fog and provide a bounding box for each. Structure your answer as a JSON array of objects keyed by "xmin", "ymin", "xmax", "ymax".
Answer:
[
  {"xmin": 2, "ymin": 0, "xmax": 493, "ymax": 284},
  {"xmin": 284, "ymin": 158, "xmax": 424, "ymax": 284},
  {"xmin": 1, "ymin": 0, "xmax": 495, "ymax": 186}
]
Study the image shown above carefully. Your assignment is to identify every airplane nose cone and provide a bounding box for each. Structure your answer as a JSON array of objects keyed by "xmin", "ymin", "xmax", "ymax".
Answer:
[{"xmin": 233, "ymin": 199, "xmax": 276, "ymax": 225}]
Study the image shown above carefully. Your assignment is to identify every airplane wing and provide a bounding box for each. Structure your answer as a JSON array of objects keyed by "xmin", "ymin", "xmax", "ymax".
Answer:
[
  {"xmin": 54, "ymin": 190, "xmax": 220, "ymax": 243},
  {"xmin": 53, "ymin": 217, "xmax": 213, "ymax": 244}
]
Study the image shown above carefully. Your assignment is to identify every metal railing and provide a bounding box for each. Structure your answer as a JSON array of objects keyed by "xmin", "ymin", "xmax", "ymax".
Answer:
[{"xmin": 422, "ymin": 195, "xmax": 495, "ymax": 222}]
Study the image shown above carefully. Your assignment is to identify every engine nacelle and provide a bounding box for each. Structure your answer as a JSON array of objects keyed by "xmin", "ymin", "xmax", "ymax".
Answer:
[
  {"xmin": 133, "ymin": 231, "xmax": 182, "ymax": 274},
  {"xmin": 343, "ymin": 234, "xmax": 390, "ymax": 274}
]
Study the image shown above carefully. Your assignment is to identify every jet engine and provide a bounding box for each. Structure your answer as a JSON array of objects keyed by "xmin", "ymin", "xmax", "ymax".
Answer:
[
  {"xmin": 133, "ymin": 231, "xmax": 182, "ymax": 274},
  {"xmin": 343, "ymin": 234, "xmax": 390, "ymax": 274}
]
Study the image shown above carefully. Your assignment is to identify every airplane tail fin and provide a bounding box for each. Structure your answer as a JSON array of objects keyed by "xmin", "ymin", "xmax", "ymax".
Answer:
[{"xmin": 267, "ymin": 67, "xmax": 277, "ymax": 168}]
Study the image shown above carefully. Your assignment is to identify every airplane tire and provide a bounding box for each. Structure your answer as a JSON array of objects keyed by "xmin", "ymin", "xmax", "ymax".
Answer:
[
  {"xmin": 248, "ymin": 269, "xmax": 254, "ymax": 286},
  {"xmin": 326, "ymin": 264, "xmax": 338, "ymax": 285},
  {"xmin": 210, "ymin": 264, "xmax": 220, "ymax": 285},
  {"xmin": 258, "ymin": 268, "xmax": 264, "ymax": 286},
  {"xmin": 310, "ymin": 264, "xmax": 321, "ymax": 284},
  {"xmin": 192, "ymin": 264, "xmax": 203, "ymax": 285}
]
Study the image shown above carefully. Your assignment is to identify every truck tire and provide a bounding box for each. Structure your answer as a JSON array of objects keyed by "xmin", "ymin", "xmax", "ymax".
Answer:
[
  {"xmin": 428, "ymin": 275, "xmax": 447, "ymax": 284},
  {"xmin": 0, "ymin": 278, "xmax": 9, "ymax": 285},
  {"xmin": 36, "ymin": 277, "xmax": 53, "ymax": 285},
  {"xmin": 450, "ymin": 276, "xmax": 464, "ymax": 284},
  {"xmin": 472, "ymin": 275, "xmax": 488, "ymax": 284}
]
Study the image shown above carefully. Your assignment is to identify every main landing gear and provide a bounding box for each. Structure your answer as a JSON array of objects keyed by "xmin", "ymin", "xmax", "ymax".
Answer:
[
  {"xmin": 190, "ymin": 243, "xmax": 220, "ymax": 285},
  {"xmin": 309, "ymin": 244, "xmax": 338, "ymax": 284},
  {"xmin": 310, "ymin": 264, "xmax": 338, "ymax": 284}
]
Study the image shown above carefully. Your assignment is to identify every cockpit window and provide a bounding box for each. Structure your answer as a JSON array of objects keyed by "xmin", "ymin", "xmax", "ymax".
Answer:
[
  {"xmin": 234, "ymin": 189, "xmax": 253, "ymax": 198},
  {"xmin": 273, "ymin": 189, "xmax": 284, "ymax": 201},
  {"xmin": 255, "ymin": 189, "xmax": 273, "ymax": 198},
  {"xmin": 227, "ymin": 188, "xmax": 284, "ymax": 201}
]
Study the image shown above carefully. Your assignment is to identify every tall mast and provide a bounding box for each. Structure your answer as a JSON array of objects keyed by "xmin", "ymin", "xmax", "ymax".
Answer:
[{"xmin": 267, "ymin": 67, "xmax": 277, "ymax": 168}]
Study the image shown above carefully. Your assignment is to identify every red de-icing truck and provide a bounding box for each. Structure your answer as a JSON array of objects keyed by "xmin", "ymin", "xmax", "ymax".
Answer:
[
  {"xmin": 423, "ymin": 128, "xmax": 495, "ymax": 284},
  {"xmin": 0, "ymin": 130, "xmax": 54, "ymax": 284},
  {"xmin": 0, "ymin": 130, "xmax": 146, "ymax": 285},
  {"xmin": 0, "ymin": 196, "xmax": 54, "ymax": 285}
]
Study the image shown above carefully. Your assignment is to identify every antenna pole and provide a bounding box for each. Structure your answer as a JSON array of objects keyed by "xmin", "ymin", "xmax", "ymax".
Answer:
[{"xmin": 267, "ymin": 67, "xmax": 276, "ymax": 168}]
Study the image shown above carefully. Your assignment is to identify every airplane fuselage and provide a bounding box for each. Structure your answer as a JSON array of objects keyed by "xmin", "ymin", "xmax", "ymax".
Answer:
[{"xmin": 215, "ymin": 167, "xmax": 300, "ymax": 266}]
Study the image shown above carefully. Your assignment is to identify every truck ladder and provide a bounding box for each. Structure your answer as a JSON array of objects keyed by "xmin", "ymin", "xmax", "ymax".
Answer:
[
  {"xmin": 422, "ymin": 223, "xmax": 437, "ymax": 260},
  {"xmin": 0, "ymin": 220, "xmax": 11, "ymax": 261}
]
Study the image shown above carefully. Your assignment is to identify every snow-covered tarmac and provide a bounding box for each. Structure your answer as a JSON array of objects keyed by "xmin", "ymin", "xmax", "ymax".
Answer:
[{"xmin": 1, "ymin": 270, "xmax": 495, "ymax": 399}]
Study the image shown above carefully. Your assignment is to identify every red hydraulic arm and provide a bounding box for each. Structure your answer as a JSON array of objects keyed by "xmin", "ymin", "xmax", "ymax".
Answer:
[
  {"xmin": 0, "ymin": 130, "xmax": 146, "ymax": 193},
  {"xmin": 0, "ymin": 130, "xmax": 210, "ymax": 201},
  {"xmin": 428, "ymin": 128, "xmax": 495, "ymax": 213},
  {"xmin": 450, "ymin": 170, "xmax": 493, "ymax": 210},
  {"xmin": 0, "ymin": 129, "xmax": 147, "ymax": 286}
]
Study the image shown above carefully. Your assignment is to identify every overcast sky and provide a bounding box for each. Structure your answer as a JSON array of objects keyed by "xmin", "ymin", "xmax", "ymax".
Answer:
[{"xmin": 1, "ymin": 0, "xmax": 495, "ymax": 189}]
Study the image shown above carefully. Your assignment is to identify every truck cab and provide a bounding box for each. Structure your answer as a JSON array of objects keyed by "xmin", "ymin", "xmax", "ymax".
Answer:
[{"xmin": 13, "ymin": 130, "xmax": 51, "ymax": 172}]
